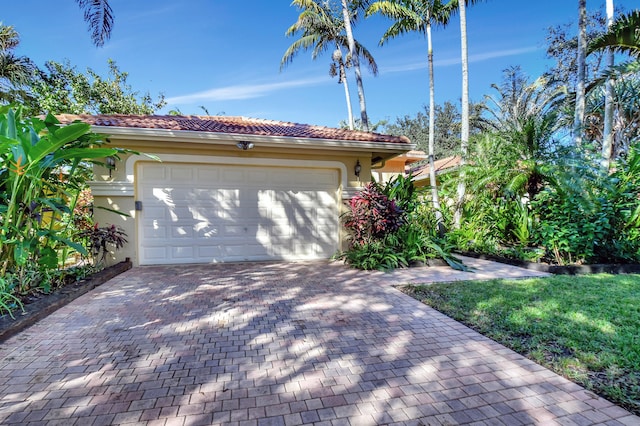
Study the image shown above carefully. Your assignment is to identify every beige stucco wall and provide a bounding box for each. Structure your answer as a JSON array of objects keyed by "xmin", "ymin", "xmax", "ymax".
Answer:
[{"xmin": 92, "ymin": 137, "xmax": 377, "ymax": 266}]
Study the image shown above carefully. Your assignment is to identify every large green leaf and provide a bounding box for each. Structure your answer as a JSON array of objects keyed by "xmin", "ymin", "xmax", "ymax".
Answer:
[
  {"xmin": 6, "ymin": 109, "xmax": 16, "ymax": 140},
  {"xmin": 53, "ymin": 147, "xmax": 118, "ymax": 162},
  {"xmin": 13, "ymin": 240, "xmax": 29, "ymax": 266},
  {"xmin": 38, "ymin": 246, "xmax": 59, "ymax": 270},
  {"xmin": 50, "ymin": 235, "xmax": 87, "ymax": 255},
  {"xmin": 29, "ymin": 122, "xmax": 90, "ymax": 164},
  {"xmin": 49, "ymin": 122, "xmax": 91, "ymax": 145}
]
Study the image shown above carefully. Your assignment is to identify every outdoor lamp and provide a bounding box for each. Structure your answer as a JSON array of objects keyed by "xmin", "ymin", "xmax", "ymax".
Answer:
[
  {"xmin": 354, "ymin": 159, "xmax": 362, "ymax": 178},
  {"xmin": 236, "ymin": 141, "xmax": 254, "ymax": 150},
  {"xmin": 105, "ymin": 156, "xmax": 117, "ymax": 178}
]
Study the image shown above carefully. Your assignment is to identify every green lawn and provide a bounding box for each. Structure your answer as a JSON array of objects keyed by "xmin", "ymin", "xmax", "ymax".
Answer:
[{"xmin": 402, "ymin": 274, "xmax": 640, "ymax": 415}]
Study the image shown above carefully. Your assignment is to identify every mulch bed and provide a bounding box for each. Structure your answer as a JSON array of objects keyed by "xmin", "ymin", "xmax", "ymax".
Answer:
[{"xmin": 0, "ymin": 259, "xmax": 132, "ymax": 343}]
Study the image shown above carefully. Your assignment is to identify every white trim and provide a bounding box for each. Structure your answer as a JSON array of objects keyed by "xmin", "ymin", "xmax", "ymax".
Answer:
[
  {"xmin": 89, "ymin": 181, "xmax": 134, "ymax": 196},
  {"xmin": 95, "ymin": 126, "xmax": 414, "ymax": 153},
  {"xmin": 125, "ymin": 153, "xmax": 349, "ymax": 191},
  {"xmin": 342, "ymin": 187, "xmax": 363, "ymax": 201}
]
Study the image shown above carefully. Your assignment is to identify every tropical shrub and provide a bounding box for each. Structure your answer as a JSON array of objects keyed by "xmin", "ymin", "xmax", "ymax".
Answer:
[
  {"xmin": 339, "ymin": 175, "xmax": 465, "ymax": 271},
  {"xmin": 0, "ymin": 105, "xmax": 121, "ymax": 316},
  {"xmin": 343, "ymin": 181, "xmax": 404, "ymax": 245},
  {"xmin": 533, "ymin": 143, "xmax": 640, "ymax": 264}
]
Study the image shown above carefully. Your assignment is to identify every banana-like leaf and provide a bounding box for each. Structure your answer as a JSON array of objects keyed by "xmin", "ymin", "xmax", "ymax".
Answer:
[
  {"xmin": 53, "ymin": 147, "xmax": 118, "ymax": 161},
  {"xmin": 29, "ymin": 122, "xmax": 90, "ymax": 164}
]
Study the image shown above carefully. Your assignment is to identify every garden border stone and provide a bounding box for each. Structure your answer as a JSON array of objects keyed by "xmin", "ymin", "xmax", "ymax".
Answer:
[
  {"xmin": 0, "ymin": 259, "xmax": 132, "ymax": 343},
  {"xmin": 457, "ymin": 251, "xmax": 640, "ymax": 275}
]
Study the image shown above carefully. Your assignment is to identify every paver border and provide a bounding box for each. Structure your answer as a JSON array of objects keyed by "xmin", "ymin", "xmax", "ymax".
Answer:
[
  {"xmin": 459, "ymin": 251, "xmax": 640, "ymax": 275},
  {"xmin": 0, "ymin": 259, "xmax": 132, "ymax": 343}
]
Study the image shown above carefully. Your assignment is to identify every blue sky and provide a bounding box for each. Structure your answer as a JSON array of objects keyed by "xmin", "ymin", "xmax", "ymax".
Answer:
[{"xmin": 2, "ymin": 1, "xmax": 637, "ymax": 128}]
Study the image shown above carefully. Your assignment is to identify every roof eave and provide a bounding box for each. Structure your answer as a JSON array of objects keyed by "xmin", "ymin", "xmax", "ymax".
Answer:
[{"xmin": 92, "ymin": 125, "xmax": 413, "ymax": 154}]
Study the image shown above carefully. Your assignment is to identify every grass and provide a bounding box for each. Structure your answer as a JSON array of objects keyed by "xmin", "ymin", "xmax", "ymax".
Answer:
[{"xmin": 402, "ymin": 274, "xmax": 640, "ymax": 415}]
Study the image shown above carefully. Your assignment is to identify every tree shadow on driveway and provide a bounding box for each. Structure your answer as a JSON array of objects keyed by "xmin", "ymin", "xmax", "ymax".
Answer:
[{"xmin": 0, "ymin": 262, "xmax": 635, "ymax": 425}]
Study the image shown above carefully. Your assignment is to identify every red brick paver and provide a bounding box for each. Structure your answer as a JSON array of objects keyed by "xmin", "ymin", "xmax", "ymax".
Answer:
[{"xmin": 0, "ymin": 259, "xmax": 637, "ymax": 425}]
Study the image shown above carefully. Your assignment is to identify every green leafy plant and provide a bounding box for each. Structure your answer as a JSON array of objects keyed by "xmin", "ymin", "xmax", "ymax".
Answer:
[
  {"xmin": 337, "ymin": 236, "xmax": 408, "ymax": 271},
  {"xmin": 0, "ymin": 276, "xmax": 23, "ymax": 319},
  {"xmin": 0, "ymin": 106, "xmax": 119, "ymax": 276},
  {"xmin": 340, "ymin": 175, "xmax": 467, "ymax": 271}
]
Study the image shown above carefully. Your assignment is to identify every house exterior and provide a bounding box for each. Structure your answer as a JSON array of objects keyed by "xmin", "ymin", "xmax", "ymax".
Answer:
[
  {"xmin": 411, "ymin": 155, "xmax": 461, "ymax": 188},
  {"xmin": 371, "ymin": 150, "xmax": 427, "ymax": 183},
  {"xmin": 57, "ymin": 114, "xmax": 413, "ymax": 266}
]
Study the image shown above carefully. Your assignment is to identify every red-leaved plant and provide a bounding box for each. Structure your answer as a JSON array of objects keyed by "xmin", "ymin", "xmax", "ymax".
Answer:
[{"xmin": 343, "ymin": 182, "xmax": 404, "ymax": 245}]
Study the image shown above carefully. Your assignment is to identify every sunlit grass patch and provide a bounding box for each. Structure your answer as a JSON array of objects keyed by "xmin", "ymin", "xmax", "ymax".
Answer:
[{"xmin": 402, "ymin": 274, "xmax": 640, "ymax": 415}]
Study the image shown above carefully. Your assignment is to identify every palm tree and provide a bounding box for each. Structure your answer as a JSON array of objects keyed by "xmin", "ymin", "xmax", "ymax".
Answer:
[
  {"xmin": 573, "ymin": 0, "xmax": 587, "ymax": 146},
  {"xmin": 589, "ymin": 9, "xmax": 640, "ymax": 164},
  {"xmin": 341, "ymin": 0, "xmax": 369, "ymax": 131},
  {"xmin": 479, "ymin": 68, "xmax": 565, "ymax": 201},
  {"xmin": 76, "ymin": 0, "xmax": 114, "ymax": 47},
  {"xmin": 601, "ymin": 0, "xmax": 615, "ymax": 170},
  {"xmin": 0, "ymin": 24, "xmax": 35, "ymax": 103},
  {"xmin": 366, "ymin": 0, "xmax": 457, "ymax": 236},
  {"xmin": 454, "ymin": 0, "xmax": 483, "ymax": 228},
  {"xmin": 282, "ymin": 0, "xmax": 378, "ymax": 130}
]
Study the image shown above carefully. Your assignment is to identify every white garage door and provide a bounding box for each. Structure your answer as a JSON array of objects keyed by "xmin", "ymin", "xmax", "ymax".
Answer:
[{"xmin": 136, "ymin": 162, "xmax": 340, "ymax": 265}]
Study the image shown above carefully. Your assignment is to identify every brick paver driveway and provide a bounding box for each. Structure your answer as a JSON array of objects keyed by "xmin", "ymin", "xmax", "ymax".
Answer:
[{"xmin": 1, "ymin": 261, "xmax": 638, "ymax": 425}]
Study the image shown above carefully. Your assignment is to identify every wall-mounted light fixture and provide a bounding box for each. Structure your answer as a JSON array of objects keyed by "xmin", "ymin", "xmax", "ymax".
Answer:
[
  {"xmin": 236, "ymin": 141, "xmax": 255, "ymax": 150},
  {"xmin": 105, "ymin": 156, "xmax": 117, "ymax": 178},
  {"xmin": 354, "ymin": 159, "xmax": 362, "ymax": 180}
]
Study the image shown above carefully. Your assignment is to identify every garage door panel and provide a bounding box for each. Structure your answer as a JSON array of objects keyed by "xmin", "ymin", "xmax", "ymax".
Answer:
[
  {"xmin": 142, "ymin": 225, "xmax": 168, "ymax": 239},
  {"xmin": 137, "ymin": 163, "xmax": 339, "ymax": 265},
  {"xmin": 143, "ymin": 246, "xmax": 168, "ymax": 261},
  {"xmin": 197, "ymin": 246, "xmax": 222, "ymax": 258},
  {"xmin": 171, "ymin": 246, "xmax": 195, "ymax": 259},
  {"xmin": 170, "ymin": 226, "xmax": 194, "ymax": 238}
]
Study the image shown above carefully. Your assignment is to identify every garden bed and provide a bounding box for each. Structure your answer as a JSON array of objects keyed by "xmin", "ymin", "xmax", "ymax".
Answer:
[
  {"xmin": 0, "ymin": 259, "xmax": 132, "ymax": 343},
  {"xmin": 458, "ymin": 251, "xmax": 640, "ymax": 275}
]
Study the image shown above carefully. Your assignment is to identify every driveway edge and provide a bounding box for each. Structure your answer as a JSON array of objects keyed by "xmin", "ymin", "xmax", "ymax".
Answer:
[{"xmin": 0, "ymin": 259, "xmax": 132, "ymax": 343}]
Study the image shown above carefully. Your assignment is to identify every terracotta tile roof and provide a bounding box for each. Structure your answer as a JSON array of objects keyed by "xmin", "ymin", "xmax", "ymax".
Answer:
[
  {"xmin": 56, "ymin": 114, "xmax": 411, "ymax": 145},
  {"xmin": 412, "ymin": 155, "xmax": 462, "ymax": 180}
]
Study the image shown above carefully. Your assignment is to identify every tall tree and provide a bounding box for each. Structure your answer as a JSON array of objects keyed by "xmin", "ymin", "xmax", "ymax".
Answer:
[
  {"xmin": 30, "ymin": 59, "xmax": 166, "ymax": 115},
  {"xmin": 601, "ymin": 0, "xmax": 615, "ymax": 170},
  {"xmin": 573, "ymin": 0, "xmax": 587, "ymax": 146},
  {"xmin": 586, "ymin": 10, "xmax": 640, "ymax": 159},
  {"xmin": 454, "ymin": 0, "xmax": 484, "ymax": 228},
  {"xmin": 341, "ymin": 0, "xmax": 369, "ymax": 131},
  {"xmin": 282, "ymin": 0, "xmax": 378, "ymax": 130},
  {"xmin": 480, "ymin": 68, "xmax": 564, "ymax": 202},
  {"xmin": 454, "ymin": 0, "xmax": 467, "ymax": 228},
  {"xmin": 76, "ymin": 0, "xmax": 114, "ymax": 47},
  {"xmin": 0, "ymin": 24, "xmax": 35, "ymax": 104},
  {"xmin": 383, "ymin": 100, "xmax": 487, "ymax": 157},
  {"xmin": 367, "ymin": 0, "xmax": 457, "ymax": 236}
]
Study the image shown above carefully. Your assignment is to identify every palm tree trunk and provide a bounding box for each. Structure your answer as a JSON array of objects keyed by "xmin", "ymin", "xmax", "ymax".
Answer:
[
  {"xmin": 341, "ymin": 0, "xmax": 369, "ymax": 131},
  {"xmin": 426, "ymin": 23, "xmax": 445, "ymax": 236},
  {"xmin": 602, "ymin": 0, "xmax": 615, "ymax": 170},
  {"xmin": 573, "ymin": 0, "xmax": 587, "ymax": 146},
  {"xmin": 337, "ymin": 46, "xmax": 355, "ymax": 130},
  {"xmin": 454, "ymin": 0, "xmax": 469, "ymax": 229}
]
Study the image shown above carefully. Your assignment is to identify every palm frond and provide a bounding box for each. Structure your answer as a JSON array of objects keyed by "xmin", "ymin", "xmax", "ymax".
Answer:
[
  {"xmin": 588, "ymin": 10, "xmax": 640, "ymax": 58},
  {"xmin": 76, "ymin": 0, "xmax": 114, "ymax": 47}
]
